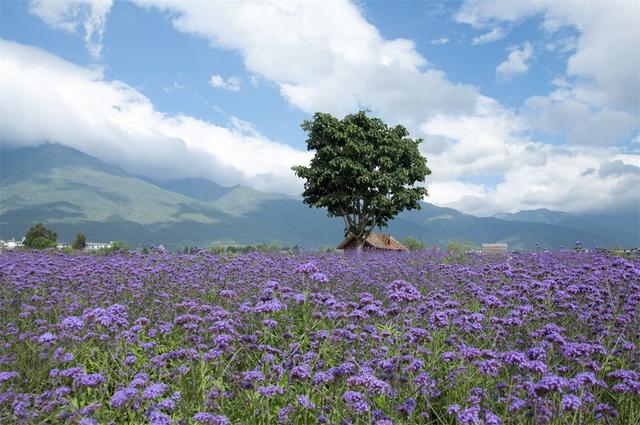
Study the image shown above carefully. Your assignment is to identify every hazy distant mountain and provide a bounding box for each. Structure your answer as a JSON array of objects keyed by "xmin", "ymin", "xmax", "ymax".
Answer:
[
  {"xmin": 493, "ymin": 208, "xmax": 575, "ymax": 225},
  {"xmin": 493, "ymin": 208, "xmax": 639, "ymax": 247},
  {"xmin": 578, "ymin": 212, "xmax": 640, "ymax": 244},
  {"xmin": 153, "ymin": 177, "xmax": 231, "ymax": 203},
  {"xmin": 211, "ymin": 185, "xmax": 290, "ymax": 216},
  {"xmin": 1, "ymin": 144, "xmax": 636, "ymax": 250}
]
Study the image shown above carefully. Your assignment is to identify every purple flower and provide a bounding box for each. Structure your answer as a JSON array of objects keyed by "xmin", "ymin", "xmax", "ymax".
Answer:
[
  {"xmin": 148, "ymin": 410, "xmax": 172, "ymax": 425},
  {"xmin": 477, "ymin": 359, "xmax": 502, "ymax": 378},
  {"xmin": 311, "ymin": 272, "xmax": 329, "ymax": 283},
  {"xmin": 38, "ymin": 332, "xmax": 57, "ymax": 344},
  {"xmin": 572, "ymin": 372, "xmax": 597, "ymax": 388},
  {"xmin": 431, "ymin": 311, "xmax": 449, "ymax": 328},
  {"xmin": 129, "ymin": 372, "xmax": 149, "ymax": 388},
  {"xmin": 296, "ymin": 262, "xmax": 318, "ymax": 274},
  {"xmin": 143, "ymin": 383, "xmax": 169, "ymax": 399},
  {"xmin": 214, "ymin": 334, "xmax": 234, "ymax": 347},
  {"xmin": 254, "ymin": 299, "xmax": 286, "ymax": 313},
  {"xmin": 297, "ymin": 395, "xmax": 316, "ymax": 410},
  {"xmin": 258, "ymin": 385, "xmax": 285, "ymax": 398},
  {"xmin": 535, "ymin": 375, "xmax": 568, "ymax": 395},
  {"xmin": 343, "ymin": 391, "xmax": 369, "ymax": 414},
  {"xmin": 75, "ymin": 373, "xmax": 106, "ymax": 388},
  {"xmin": 561, "ymin": 394, "xmax": 582, "ymax": 412},
  {"xmin": 193, "ymin": 413, "xmax": 230, "ymax": 424},
  {"xmin": 242, "ymin": 370, "xmax": 264, "ymax": 382},
  {"xmin": 157, "ymin": 397, "xmax": 176, "ymax": 411},
  {"xmin": 312, "ymin": 371, "xmax": 335, "ymax": 386},
  {"xmin": 414, "ymin": 372, "xmax": 439, "ymax": 398},
  {"xmin": 448, "ymin": 404, "xmax": 461, "ymax": 415},
  {"xmin": 457, "ymin": 406, "xmax": 481, "ymax": 425},
  {"xmin": 0, "ymin": 371, "xmax": 18, "ymax": 383},
  {"xmin": 485, "ymin": 409, "xmax": 502, "ymax": 425},
  {"xmin": 61, "ymin": 316, "xmax": 84, "ymax": 330},
  {"xmin": 278, "ymin": 404, "xmax": 294, "ymax": 424},
  {"xmin": 347, "ymin": 373, "xmax": 391, "ymax": 396},
  {"xmin": 291, "ymin": 365, "xmax": 311, "ymax": 380},
  {"xmin": 386, "ymin": 280, "xmax": 421, "ymax": 303},
  {"xmin": 110, "ymin": 387, "xmax": 137, "ymax": 409},
  {"xmin": 508, "ymin": 398, "xmax": 526, "ymax": 413},
  {"xmin": 398, "ymin": 397, "xmax": 416, "ymax": 416},
  {"xmin": 595, "ymin": 403, "xmax": 619, "ymax": 420},
  {"xmin": 55, "ymin": 386, "xmax": 71, "ymax": 398}
]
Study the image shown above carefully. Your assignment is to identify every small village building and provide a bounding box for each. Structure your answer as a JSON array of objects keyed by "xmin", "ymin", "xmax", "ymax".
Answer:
[
  {"xmin": 86, "ymin": 241, "xmax": 113, "ymax": 251},
  {"xmin": 482, "ymin": 243, "xmax": 508, "ymax": 254},
  {"xmin": 337, "ymin": 233, "xmax": 407, "ymax": 251},
  {"xmin": 0, "ymin": 238, "xmax": 24, "ymax": 250}
]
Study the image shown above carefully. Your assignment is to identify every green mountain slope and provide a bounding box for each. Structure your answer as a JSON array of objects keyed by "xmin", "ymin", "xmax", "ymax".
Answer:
[
  {"xmin": 1, "ymin": 144, "xmax": 128, "ymax": 182},
  {"xmin": 152, "ymin": 177, "xmax": 231, "ymax": 203},
  {"xmin": 211, "ymin": 185, "xmax": 290, "ymax": 216},
  {"xmin": 1, "ymin": 144, "xmax": 635, "ymax": 250},
  {"xmin": 0, "ymin": 144, "xmax": 238, "ymax": 246}
]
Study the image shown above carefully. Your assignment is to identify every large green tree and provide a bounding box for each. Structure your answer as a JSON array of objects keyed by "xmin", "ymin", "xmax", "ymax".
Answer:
[
  {"xmin": 292, "ymin": 110, "xmax": 431, "ymax": 250},
  {"xmin": 72, "ymin": 232, "xmax": 87, "ymax": 250},
  {"xmin": 23, "ymin": 223, "xmax": 57, "ymax": 249}
]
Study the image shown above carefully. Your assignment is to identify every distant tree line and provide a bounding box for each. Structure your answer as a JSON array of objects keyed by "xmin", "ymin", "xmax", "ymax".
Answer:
[
  {"xmin": 207, "ymin": 244, "xmax": 301, "ymax": 255},
  {"xmin": 23, "ymin": 223, "xmax": 58, "ymax": 249},
  {"xmin": 20, "ymin": 223, "xmax": 126, "ymax": 253}
]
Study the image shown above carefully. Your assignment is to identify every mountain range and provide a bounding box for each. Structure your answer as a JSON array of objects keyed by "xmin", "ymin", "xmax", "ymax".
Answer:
[{"xmin": 1, "ymin": 144, "xmax": 638, "ymax": 250}]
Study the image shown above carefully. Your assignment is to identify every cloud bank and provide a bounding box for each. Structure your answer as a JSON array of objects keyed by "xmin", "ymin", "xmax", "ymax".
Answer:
[{"xmin": 0, "ymin": 39, "xmax": 310, "ymax": 194}]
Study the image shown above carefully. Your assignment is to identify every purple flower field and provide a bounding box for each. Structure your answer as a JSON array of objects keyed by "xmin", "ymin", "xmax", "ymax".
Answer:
[{"xmin": 1, "ymin": 249, "xmax": 638, "ymax": 424}]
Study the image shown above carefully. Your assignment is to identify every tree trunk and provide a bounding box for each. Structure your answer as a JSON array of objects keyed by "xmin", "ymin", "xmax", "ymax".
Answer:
[{"xmin": 354, "ymin": 236, "xmax": 365, "ymax": 253}]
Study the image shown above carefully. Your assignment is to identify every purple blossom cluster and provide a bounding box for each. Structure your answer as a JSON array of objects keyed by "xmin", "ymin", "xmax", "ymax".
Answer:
[{"xmin": 0, "ymin": 248, "xmax": 638, "ymax": 424}]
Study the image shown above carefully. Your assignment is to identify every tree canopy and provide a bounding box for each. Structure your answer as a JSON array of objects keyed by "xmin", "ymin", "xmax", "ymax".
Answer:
[
  {"xmin": 292, "ymin": 110, "xmax": 431, "ymax": 249},
  {"xmin": 24, "ymin": 223, "xmax": 57, "ymax": 249},
  {"xmin": 72, "ymin": 232, "xmax": 87, "ymax": 250}
]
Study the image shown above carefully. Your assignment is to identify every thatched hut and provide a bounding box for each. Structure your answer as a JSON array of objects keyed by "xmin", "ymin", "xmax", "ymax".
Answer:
[{"xmin": 337, "ymin": 233, "xmax": 407, "ymax": 251}]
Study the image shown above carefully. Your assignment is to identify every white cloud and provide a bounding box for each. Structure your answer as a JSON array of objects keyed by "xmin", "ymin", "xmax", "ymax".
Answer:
[
  {"xmin": 486, "ymin": 151, "xmax": 640, "ymax": 215},
  {"xmin": 420, "ymin": 96, "xmax": 639, "ymax": 215},
  {"xmin": 458, "ymin": 0, "xmax": 639, "ymax": 152},
  {"xmin": 130, "ymin": 0, "xmax": 478, "ymax": 126},
  {"xmin": 430, "ymin": 37, "xmax": 450, "ymax": 45},
  {"xmin": 496, "ymin": 42, "xmax": 534, "ymax": 80},
  {"xmin": 471, "ymin": 27, "xmax": 506, "ymax": 45},
  {"xmin": 456, "ymin": 0, "xmax": 640, "ymax": 112},
  {"xmin": 523, "ymin": 83, "xmax": 636, "ymax": 148},
  {"xmin": 0, "ymin": 39, "xmax": 310, "ymax": 194},
  {"xmin": 249, "ymin": 75, "xmax": 261, "ymax": 87},
  {"xmin": 29, "ymin": 0, "xmax": 112, "ymax": 58},
  {"xmin": 421, "ymin": 96, "xmax": 541, "ymax": 179},
  {"xmin": 427, "ymin": 180, "xmax": 489, "ymax": 206},
  {"xmin": 210, "ymin": 74, "xmax": 241, "ymax": 91}
]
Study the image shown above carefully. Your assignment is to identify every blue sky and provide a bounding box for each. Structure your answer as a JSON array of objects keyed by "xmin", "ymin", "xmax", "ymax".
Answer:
[{"xmin": 1, "ymin": 0, "xmax": 638, "ymax": 215}]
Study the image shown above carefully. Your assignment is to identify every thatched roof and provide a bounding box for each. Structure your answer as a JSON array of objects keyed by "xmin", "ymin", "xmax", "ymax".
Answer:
[{"xmin": 337, "ymin": 233, "xmax": 407, "ymax": 251}]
